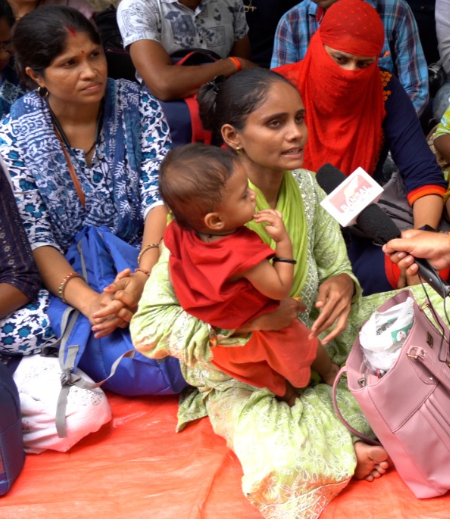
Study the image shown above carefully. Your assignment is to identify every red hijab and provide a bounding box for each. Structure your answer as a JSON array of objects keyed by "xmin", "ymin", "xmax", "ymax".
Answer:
[{"xmin": 275, "ymin": 0, "xmax": 386, "ymax": 176}]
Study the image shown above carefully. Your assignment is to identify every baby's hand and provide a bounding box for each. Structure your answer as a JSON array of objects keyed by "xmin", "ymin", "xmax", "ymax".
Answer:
[{"xmin": 253, "ymin": 209, "xmax": 289, "ymax": 243}]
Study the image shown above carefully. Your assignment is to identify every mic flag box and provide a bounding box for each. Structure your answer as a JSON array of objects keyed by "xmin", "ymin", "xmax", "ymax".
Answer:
[{"xmin": 320, "ymin": 167, "xmax": 384, "ymax": 227}]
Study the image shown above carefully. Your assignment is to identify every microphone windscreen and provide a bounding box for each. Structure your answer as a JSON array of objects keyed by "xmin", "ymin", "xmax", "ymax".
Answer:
[
  {"xmin": 316, "ymin": 163, "xmax": 348, "ymax": 194},
  {"xmin": 356, "ymin": 204, "xmax": 401, "ymax": 244}
]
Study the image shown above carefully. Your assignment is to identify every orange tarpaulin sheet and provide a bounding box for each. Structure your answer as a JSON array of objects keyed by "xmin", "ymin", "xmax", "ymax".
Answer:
[{"xmin": 2, "ymin": 393, "xmax": 450, "ymax": 519}]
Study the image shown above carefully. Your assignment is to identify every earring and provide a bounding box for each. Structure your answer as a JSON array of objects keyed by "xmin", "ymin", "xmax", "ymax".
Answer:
[
  {"xmin": 38, "ymin": 86, "xmax": 48, "ymax": 98},
  {"xmin": 235, "ymin": 146, "xmax": 242, "ymax": 153}
]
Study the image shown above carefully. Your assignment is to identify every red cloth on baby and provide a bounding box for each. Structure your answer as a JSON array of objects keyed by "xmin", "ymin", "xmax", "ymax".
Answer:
[{"xmin": 164, "ymin": 221, "xmax": 318, "ymax": 395}]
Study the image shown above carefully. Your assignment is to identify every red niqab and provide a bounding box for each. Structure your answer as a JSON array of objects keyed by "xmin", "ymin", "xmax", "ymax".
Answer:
[{"xmin": 275, "ymin": 0, "xmax": 386, "ymax": 176}]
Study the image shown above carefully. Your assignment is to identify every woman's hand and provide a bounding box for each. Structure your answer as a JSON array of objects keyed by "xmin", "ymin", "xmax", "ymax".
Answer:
[
  {"xmin": 309, "ymin": 273, "xmax": 354, "ymax": 345},
  {"xmin": 83, "ymin": 290, "xmax": 129, "ymax": 339},
  {"xmin": 93, "ymin": 268, "xmax": 147, "ymax": 327},
  {"xmin": 235, "ymin": 298, "xmax": 305, "ymax": 334}
]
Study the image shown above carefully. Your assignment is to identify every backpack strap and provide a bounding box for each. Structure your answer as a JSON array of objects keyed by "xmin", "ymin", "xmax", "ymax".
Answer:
[
  {"xmin": 53, "ymin": 236, "xmax": 137, "ymax": 438},
  {"xmin": 55, "ymin": 307, "xmax": 136, "ymax": 438}
]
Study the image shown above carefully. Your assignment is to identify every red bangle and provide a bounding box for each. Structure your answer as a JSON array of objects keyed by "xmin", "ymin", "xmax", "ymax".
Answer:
[
  {"xmin": 134, "ymin": 267, "xmax": 150, "ymax": 277},
  {"xmin": 228, "ymin": 56, "xmax": 242, "ymax": 72}
]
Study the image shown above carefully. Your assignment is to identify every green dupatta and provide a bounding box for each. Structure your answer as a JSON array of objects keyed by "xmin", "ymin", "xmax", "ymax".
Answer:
[{"xmin": 246, "ymin": 171, "xmax": 308, "ymax": 296}]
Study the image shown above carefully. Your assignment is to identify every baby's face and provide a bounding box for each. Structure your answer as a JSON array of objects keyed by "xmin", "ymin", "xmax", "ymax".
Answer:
[{"xmin": 217, "ymin": 163, "xmax": 257, "ymax": 231}]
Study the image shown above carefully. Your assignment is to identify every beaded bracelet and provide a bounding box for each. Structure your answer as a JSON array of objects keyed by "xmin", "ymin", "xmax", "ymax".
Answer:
[
  {"xmin": 273, "ymin": 257, "xmax": 297, "ymax": 265},
  {"xmin": 58, "ymin": 272, "xmax": 85, "ymax": 304},
  {"xmin": 134, "ymin": 267, "xmax": 150, "ymax": 277},
  {"xmin": 228, "ymin": 56, "xmax": 242, "ymax": 72},
  {"xmin": 137, "ymin": 241, "xmax": 161, "ymax": 265}
]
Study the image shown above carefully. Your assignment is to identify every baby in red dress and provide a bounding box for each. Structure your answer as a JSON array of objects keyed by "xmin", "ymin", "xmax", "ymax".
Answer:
[{"xmin": 160, "ymin": 143, "xmax": 338, "ymax": 406}]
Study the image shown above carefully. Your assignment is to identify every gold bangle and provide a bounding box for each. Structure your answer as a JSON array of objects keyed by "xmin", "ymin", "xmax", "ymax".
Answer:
[
  {"xmin": 137, "ymin": 241, "xmax": 161, "ymax": 265},
  {"xmin": 58, "ymin": 272, "xmax": 85, "ymax": 304}
]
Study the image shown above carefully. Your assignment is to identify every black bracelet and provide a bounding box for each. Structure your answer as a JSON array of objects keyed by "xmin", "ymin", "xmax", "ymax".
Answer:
[{"xmin": 273, "ymin": 257, "xmax": 297, "ymax": 265}]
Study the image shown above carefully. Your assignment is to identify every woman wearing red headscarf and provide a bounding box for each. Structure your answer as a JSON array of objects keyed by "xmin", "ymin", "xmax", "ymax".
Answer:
[{"xmin": 275, "ymin": 0, "xmax": 447, "ymax": 295}]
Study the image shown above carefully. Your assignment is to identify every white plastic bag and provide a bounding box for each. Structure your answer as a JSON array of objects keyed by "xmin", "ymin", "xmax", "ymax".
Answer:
[{"xmin": 359, "ymin": 296, "xmax": 414, "ymax": 373}]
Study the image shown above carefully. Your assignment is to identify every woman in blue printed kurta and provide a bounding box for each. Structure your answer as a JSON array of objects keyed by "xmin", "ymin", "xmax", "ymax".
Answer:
[
  {"xmin": 0, "ymin": 6, "xmax": 171, "ymax": 453},
  {"xmin": 0, "ymin": 79, "xmax": 170, "ymax": 353}
]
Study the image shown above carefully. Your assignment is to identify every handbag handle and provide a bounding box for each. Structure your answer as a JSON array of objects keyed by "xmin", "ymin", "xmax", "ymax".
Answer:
[
  {"xmin": 332, "ymin": 366, "xmax": 380, "ymax": 446},
  {"xmin": 418, "ymin": 287, "xmax": 450, "ymax": 363}
]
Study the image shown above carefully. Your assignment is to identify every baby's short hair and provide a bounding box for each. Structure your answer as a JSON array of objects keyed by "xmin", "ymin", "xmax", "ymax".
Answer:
[{"xmin": 159, "ymin": 143, "xmax": 239, "ymax": 230}]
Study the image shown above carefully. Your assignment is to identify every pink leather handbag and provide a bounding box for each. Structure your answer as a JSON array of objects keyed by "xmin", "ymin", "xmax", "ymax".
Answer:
[{"xmin": 332, "ymin": 289, "xmax": 450, "ymax": 498}]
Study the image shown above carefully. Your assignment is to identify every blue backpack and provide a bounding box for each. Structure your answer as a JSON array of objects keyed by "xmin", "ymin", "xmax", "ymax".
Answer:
[
  {"xmin": 0, "ymin": 359, "xmax": 24, "ymax": 495},
  {"xmin": 46, "ymin": 226, "xmax": 188, "ymax": 437}
]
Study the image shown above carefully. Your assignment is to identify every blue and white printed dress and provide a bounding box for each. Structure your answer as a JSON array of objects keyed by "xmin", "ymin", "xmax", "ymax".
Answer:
[{"xmin": 0, "ymin": 78, "xmax": 171, "ymax": 355}]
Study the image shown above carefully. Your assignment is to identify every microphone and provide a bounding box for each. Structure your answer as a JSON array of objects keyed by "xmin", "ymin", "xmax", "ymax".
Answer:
[{"xmin": 316, "ymin": 163, "xmax": 450, "ymax": 298}]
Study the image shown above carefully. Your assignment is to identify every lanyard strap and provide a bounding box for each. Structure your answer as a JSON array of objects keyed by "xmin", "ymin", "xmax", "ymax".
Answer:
[{"xmin": 54, "ymin": 130, "xmax": 86, "ymax": 209}]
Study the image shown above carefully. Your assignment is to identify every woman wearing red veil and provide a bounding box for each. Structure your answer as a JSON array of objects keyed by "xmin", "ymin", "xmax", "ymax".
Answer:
[{"xmin": 275, "ymin": 0, "xmax": 447, "ymax": 295}]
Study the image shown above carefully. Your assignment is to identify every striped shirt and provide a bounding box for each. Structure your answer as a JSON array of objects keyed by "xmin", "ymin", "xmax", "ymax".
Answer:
[{"xmin": 271, "ymin": 0, "xmax": 429, "ymax": 116}]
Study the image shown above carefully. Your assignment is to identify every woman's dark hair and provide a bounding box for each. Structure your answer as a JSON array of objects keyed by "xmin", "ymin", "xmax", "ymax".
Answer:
[
  {"xmin": 198, "ymin": 68, "xmax": 296, "ymax": 144},
  {"xmin": 13, "ymin": 5, "xmax": 101, "ymax": 89},
  {"xmin": 0, "ymin": 0, "xmax": 14, "ymax": 28},
  {"xmin": 159, "ymin": 143, "xmax": 239, "ymax": 231}
]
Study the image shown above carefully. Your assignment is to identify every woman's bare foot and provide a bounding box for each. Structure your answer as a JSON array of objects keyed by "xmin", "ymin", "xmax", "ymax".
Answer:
[
  {"xmin": 321, "ymin": 362, "xmax": 340, "ymax": 386},
  {"xmin": 354, "ymin": 441, "xmax": 390, "ymax": 482}
]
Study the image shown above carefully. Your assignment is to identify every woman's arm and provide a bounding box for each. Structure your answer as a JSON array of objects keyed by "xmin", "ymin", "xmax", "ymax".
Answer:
[
  {"xmin": 383, "ymin": 72, "xmax": 446, "ymax": 228},
  {"xmin": 130, "ymin": 246, "xmax": 215, "ymax": 365},
  {"xmin": 412, "ymin": 194, "xmax": 444, "ymax": 229},
  {"xmin": 233, "ymin": 297, "xmax": 303, "ymax": 334},
  {"xmin": 0, "ymin": 163, "xmax": 41, "ymax": 318},
  {"xmin": 96, "ymin": 205, "xmax": 168, "ymax": 330},
  {"xmin": 130, "ymin": 246, "xmax": 302, "ymax": 366},
  {"xmin": 308, "ymin": 174, "xmax": 360, "ymax": 344},
  {"xmin": 0, "ymin": 284, "xmax": 31, "ymax": 320},
  {"xmin": 95, "ymin": 89, "xmax": 172, "ymax": 327},
  {"xmin": 0, "ymin": 117, "xmax": 126, "ymax": 336},
  {"xmin": 32, "ymin": 245, "xmax": 126, "ymax": 338}
]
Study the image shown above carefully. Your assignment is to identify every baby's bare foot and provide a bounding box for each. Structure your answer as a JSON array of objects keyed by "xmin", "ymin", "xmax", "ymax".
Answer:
[
  {"xmin": 321, "ymin": 362, "xmax": 340, "ymax": 386},
  {"xmin": 277, "ymin": 381, "xmax": 298, "ymax": 407},
  {"xmin": 354, "ymin": 441, "xmax": 390, "ymax": 482}
]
